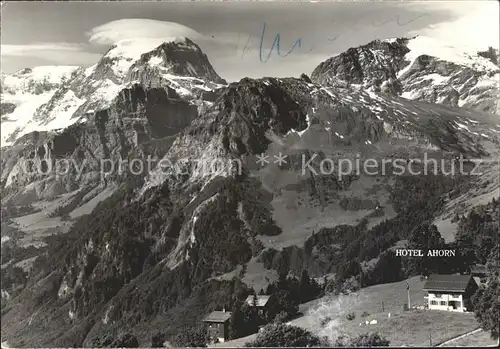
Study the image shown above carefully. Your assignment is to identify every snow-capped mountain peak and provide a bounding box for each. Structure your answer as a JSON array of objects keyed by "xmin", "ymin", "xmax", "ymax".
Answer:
[
  {"xmin": 128, "ymin": 37, "xmax": 226, "ymax": 84},
  {"xmin": 311, "ymin": 35, "xmax": 499, "ymax": 114},
  {"xmin": 1, "ymin": 66, "xmax": 80, "ymax": 95},
  {"xmin": 1, "ymin": 37, "xmax": 226, "ymax": 147},
  {"xmin": 1, "ymin": 66, "xmax": 82, "ymax": 145},
  {"xmin": 95, "ymin": 37, "xmax": 187, "ymax": 82},
  {"xmin": 391, "ymin": 36, "xmax": 498, "ymax": 72}
]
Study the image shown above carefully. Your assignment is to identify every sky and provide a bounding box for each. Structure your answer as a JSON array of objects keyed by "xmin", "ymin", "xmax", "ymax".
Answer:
[{"xmin": 1, "ymin": 1, "xmax": 499, "ymax": 82}]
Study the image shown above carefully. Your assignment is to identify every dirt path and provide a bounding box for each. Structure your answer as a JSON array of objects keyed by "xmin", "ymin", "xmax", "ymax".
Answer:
[{"xmin": 435, "ymin": 328, "xmax": 482, "ymax": 346}]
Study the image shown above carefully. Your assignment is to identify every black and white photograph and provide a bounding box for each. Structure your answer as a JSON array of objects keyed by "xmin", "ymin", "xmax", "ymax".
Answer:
[{"xmin": 1, "ymin": 0, "xmax": 499, "ymax": 347}]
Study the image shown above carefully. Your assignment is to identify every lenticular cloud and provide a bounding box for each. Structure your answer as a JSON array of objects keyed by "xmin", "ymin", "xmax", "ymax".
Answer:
[{"xmin": 87, "ymin": 19, "xmax": 203, "ymax": 45}]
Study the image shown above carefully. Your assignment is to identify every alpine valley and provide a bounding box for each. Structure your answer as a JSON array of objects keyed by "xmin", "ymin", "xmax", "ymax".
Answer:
[{"xmin": 1, "ymin": 35, "xmax": 499, "ymax": 347}]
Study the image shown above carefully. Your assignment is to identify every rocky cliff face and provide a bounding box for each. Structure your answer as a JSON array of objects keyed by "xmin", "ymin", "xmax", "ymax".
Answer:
[
  {"xmin": 129, "ymin": 38, "xmax": 226, "ymax": 85},
  {"xmin": 311, "ymin": 38, "xmax": 410, "ymax": 91},
  {"xmin": 311, "ymin": 36, "xmax": 500, "ymax": 114}
]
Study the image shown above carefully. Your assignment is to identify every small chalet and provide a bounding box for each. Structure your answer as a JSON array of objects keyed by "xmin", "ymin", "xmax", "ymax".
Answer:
[
  {"xmin": 423, "ymin": 274, "xmax": 478, "ymax": 312},
  {"xmin": 469, "ymin": 264, "xmax": 488, "ymax": 285},
  {"xmin": 202, "ymin": 310, "xmax": 232, "ymax": 343},
  {"xmin": 245, "ymin": 295, "xmax": 272, "ymax": 316}
]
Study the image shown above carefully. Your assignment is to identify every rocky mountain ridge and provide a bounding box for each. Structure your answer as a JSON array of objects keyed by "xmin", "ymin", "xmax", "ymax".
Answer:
[{"xmin": 311, "ymin": 36, "xmax": 500, "ymax": 114}]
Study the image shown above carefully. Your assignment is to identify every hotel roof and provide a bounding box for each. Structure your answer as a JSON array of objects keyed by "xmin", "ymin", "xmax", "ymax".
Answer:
[{"xmin": 423, "ymin": 274, "xmax": 473, "ymax": 292}]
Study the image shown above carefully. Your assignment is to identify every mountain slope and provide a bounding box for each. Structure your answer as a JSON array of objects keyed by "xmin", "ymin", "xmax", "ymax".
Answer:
[
  {"xmin": 0, "ymin": 38, "xmax": 227, "ymax": 258},
  {"xmin": 1, "ymin": 37, "xmax": 499, "ymax": 348},
  {"xmin": 2, "ymin": 74, "xmax": 499, "ymax": 346}
]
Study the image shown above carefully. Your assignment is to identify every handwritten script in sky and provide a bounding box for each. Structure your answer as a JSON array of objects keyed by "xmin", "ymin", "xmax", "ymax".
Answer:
[
  {"xmin": 240, "ymin": 13, "xmax": 431, "ymax": 62},
  {"xmin": 259, "ymin": 22, "xmax": 303, "ymax": 63}
]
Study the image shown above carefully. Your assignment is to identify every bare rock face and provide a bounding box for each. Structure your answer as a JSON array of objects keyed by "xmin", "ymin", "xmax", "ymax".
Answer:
[
  {"xmin": 311, "ymin": 38, "xmax": 410, "ymax": 92},
  {"xmin": 1, "ymin": 103, "xmax": 17, "ymax": 117},
  {"xmin": 199, "ymin": 78, "xmax": 308, "ymax": 155},
  {"xmin": 477, "ymin": 46, "xmax": 499, "ymax": 66},
  {"xmin": 130, "ymin": 38, "xmax": 227, "ymax": 85}
]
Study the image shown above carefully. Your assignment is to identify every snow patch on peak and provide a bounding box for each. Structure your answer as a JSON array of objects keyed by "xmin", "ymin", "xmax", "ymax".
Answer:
[
  {"xmin": 105, "ymin": 37, "xmax": 189, "ymax": 62},
  {"xmin": 404, "ymin": 36, "xmax": 498, "ymax": 71},
  {"xmin": 186, "ymin": 62, "xmax": 197, "ymax": 76},
  {"xmin": 2, "ymin": 66, "xmax": 80, "ymax": 95},
  {"xmin": 102, "ymin": 37, "xmax": 193, "ymax": 80},
  {"xmin": 1, "ymin": 86, "xmax": 85, "ymax": 146},
  {"xmin": 190, "ymin": 216, "xmax": 198, "ymax": 244},
  {"xmin": 383, "ymin": 38, "xmax": 399, "ymax": 44},
  {"xmin": 84, "ymin": 64, "xmax": 97, "ymax": 77},
  {"xmin": 11, "ymin": 65, "xmax": 79, "ymax": 79},
  {"xmin": 90, "ymin": 79, "xmax": 125, "ymax": 104},
  {"xmin": 30, "ymin": 66, "xmax": 79, "ymax": 79},
  {"xmin": 148, "ymin": 56, "xmax": 164, "ymax": 67}
]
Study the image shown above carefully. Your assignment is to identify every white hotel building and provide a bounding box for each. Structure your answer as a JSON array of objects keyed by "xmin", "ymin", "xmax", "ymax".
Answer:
[{"xmin": 423, "ymin": 274, "xmax": 478, "ymax": 312}]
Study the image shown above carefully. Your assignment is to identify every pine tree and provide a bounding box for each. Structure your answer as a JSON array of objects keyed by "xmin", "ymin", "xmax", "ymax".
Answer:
[
  {"xmin": 229, "ymin": 300, "xmax": 245, "ymax": 340},
  {"xmin": 265, "ymin": 283, "xmax": 276, "ymax": 295},
  {"xmin": 299, "ymin": 269, "xmax": 311, "ymax": 302},
  {"xmin": 252, "ymin": 293, "xmax": 258, "ymax": 307},
  {"xmin": 242, "ymin": 303, "xmax": 260, "ymax": 335},
  {"xmin": 472, "ymin": 278, "xmax": 499, "ymax": 340},
  {"xmin": 151, "ymin": 332, "xmax": 166, "ymax": 347}
]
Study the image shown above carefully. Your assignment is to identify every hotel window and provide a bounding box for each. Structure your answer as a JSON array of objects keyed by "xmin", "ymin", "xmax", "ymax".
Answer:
[
  {"xmin": 440, "ymin": 301, "xmax": 447, "ymax": 306},
  {"xmin": 431, "ymin": 301, "xmax": 437, "ymax": 305}
]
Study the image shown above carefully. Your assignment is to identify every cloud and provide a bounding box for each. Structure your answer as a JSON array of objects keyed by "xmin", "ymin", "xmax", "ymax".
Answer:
[
  {"xmin": 2, "ymin": 43, "xmax": 87, "ymax": 56},
  {"xmin": 1, "ymin": 19, "xmax": 210, "ymax": 69},
  {"xmin": 86, "ymin": 19, "xmax": 203, "ymax": 45},
  {"xmin": 1, "ymin": 43, "xmax": 102, "ymax": 65},
  {"xmin": 415, "ymin": 1, "xmax": 499, "ymax": 50}
]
